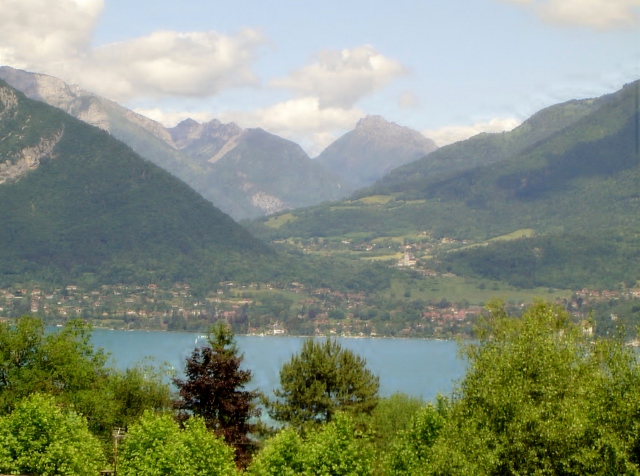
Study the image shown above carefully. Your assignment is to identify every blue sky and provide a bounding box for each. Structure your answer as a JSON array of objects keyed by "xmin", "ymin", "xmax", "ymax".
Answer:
[{"xmin": 1, "ymin": 0, "xmax": 638, "ymax": 154}]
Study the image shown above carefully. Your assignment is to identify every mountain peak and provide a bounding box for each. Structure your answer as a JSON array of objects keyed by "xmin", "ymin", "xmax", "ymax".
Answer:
[
  {"xmin": 355, "ymin": 115, "xmax": 394, "ymax": 130},
  {"xmin": 176, "ymin": 118, "xmax": 200, "ymax": 128},
  {"xmin": 316, "ymin": 116, "xmax": 438, "ymax": 189}
]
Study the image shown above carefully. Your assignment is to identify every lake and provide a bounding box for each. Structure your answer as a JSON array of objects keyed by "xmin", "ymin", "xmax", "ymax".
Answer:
[{"xmin": 90, "ymin": 330, "xmax": 466, "ymax": 402}]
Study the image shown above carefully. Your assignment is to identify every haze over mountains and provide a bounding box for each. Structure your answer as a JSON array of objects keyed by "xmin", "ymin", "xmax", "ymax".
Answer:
[{"xmin": 0, "ymin": 66, "xmax": 439, "ymax": 220}]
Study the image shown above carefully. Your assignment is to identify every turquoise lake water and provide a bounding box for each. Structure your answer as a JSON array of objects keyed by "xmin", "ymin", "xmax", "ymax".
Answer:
[{"xmin": 90, "ymin": 330, "xmax": 466, "ymax": 402}]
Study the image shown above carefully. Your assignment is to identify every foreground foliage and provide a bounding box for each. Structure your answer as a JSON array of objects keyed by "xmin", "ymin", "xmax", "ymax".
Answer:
[
  {"xmin": 119, "ymin": 411, "xmax": 238, "ymax": 476},
  {"xmin": 0, "ymin": 316, "xmax": 172, "ymax": 447},
  {"xmin": 425, "ymin": 301, "xmax": 640, "ymax": 475},
  {"xmin": 3, "ymin": 302, "xmax": 640, "ymax": 475},
  {"xmin": 0, "ymin": 393, "xmax": 105, "ymax": 475},
  {"xmin": 249, "ymin": 412, "xmax": 373, "ymax": 476}
]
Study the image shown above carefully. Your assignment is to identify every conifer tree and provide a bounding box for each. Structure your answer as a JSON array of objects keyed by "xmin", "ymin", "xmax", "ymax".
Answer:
[
  {"xmin": 265, "ymin": 338, "xmax": 379, "ymax": 427},
  {"xmin": 174, "ymin": 324, "xmax": 260, "ymax": 466}
]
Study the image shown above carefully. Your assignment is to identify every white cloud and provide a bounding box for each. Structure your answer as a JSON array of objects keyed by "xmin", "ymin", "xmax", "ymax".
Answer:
[
  {"xmin": 270, "ymin": 46, "xmax": 407, "ymax": 109},
  {"xmin": 398, "ymin": 91, "xmax": 420, "ymax": 109},
  {"xmin": 0, "ymin": 0, "xmax": 102, "ymax": 72},
  {"xmin": 0, "ymin": 0, "xmax": 266, "ymax": 101},
  {"xmin": 83, "ymin": 29, "xmax": 266, "ymax": 100},
  {"xmin": 219, "ymin": 97, "xmax": 364, "ymax": 156},
  {"xmin": 424, "ymin": 117, "xmax": 521, "ymax": 147},
  {"xmin": 502, "ymin": 0, "xmax": 640, "ymax": 29}
]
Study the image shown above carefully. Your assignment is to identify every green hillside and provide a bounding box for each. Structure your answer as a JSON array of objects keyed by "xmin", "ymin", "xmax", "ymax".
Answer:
[
  {"xmin": 361, "ymin": 90, "xmax": 611, "ymax": 197},
  {"xmin": 0, "ymin": 80, "xmax": 276, "ymax": 289},
  {"xmin": 248, "ymin": 81, "xmax": 640, "ymax": 290}
]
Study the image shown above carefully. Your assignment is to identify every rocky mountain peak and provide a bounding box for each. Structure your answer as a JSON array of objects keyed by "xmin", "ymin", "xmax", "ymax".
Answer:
[
  {"xmin": 168, "ymin": 118, "xmax": 242, "ymax": 151},
  {"xmin": 355, "ymin": 115, "xmax": 392, "ymax": 131},
  {"xmin": 355, "ymin": 115, "xmax": 431, "ymax": 142},
  {"xmin": 315, "ymin": 115, "xmax": 438, "ymax": 189},
  {"xmin": 168, "ymin": 118, "xmax": 202, "ymax": 145}
]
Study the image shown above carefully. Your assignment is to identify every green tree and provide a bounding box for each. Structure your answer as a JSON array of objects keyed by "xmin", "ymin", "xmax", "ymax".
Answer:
[
  {"xmin": 174, "ymin": 323, "xmax": 260, "ymax": 465},
  {"xmin": 118, "ymin": 411, "xmax": 237, "ymax": 476},
  {"xmin": 265, "ymin": 338, "xmax": 379, "ymax": 426},
  {"xmin": 76, "ymin": 362, "xmax": 173, "ymax": 439},
  {"xmin": 0, "ymin": 316, "xmax": 107, "ymax": 413},
  {"xmin": 0, "ymin": 393, "xmax": 105, "ymax": 476},
  {"xmin": 247, "ymin": 428, "xmax": 304, "ymax": 476},
  {"xmin": 249, "ymin": 413, "xmax": 373, "ymax": 476},
  {"xmin": 427, "ymin": 300, "xmax": 640, "ymax": 475},
  {"xmin": 0, "ymin": 316, "xmax": 172, "ymax": 445},
  {"xmin": 381, "ymin": 402, "xmax": 447, "ymax": 476},
  {"xmin": 367, "ymin": 392, "xmax": 425, "ymax": 453}
]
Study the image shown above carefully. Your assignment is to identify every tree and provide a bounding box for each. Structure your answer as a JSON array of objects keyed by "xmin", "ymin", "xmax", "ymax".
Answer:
[
  {"xmin": 427, "ymin": 300, "xmax": 640, "ymax": 475},
  {"xmin": 265, "ymin": 338, "xmax": 379, "ymax": 426},
  {"xmin": 368, "ymin": 392, "xmax": 425, "ymax": 452},
  {"xmin": 0, "ymin": 316, "xmax": 107, "ymax": 413},
  {"xmin": 381, "ymin": 402, "xmax": 447, "ymax": 476},
  {"xmin": 0, "ymin": 316, "xmax": 173, "ymax": 444},
  {"xmin": 173, "ymin": 323, "xmax": 260, "ymax": 465},
  {"xmin": 248, "ymin": 413, "xmax": 373, "ymax": 476},
  {"xmin": 118, "ymin": 411, "xmax": 237, "ymax": 476},
  {"xmin": 0, "ymin": 393, "xmax": 105, "ymax": 476}
]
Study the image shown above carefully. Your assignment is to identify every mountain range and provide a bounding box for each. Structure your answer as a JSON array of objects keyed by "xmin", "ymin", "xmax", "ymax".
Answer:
[
  {"xmin": 0, "ymin": 78, "xmax": 278, "ymax": 289},
  {"xmin": 0, "ymin": 67, "xmax": 437, "ymax": 220},
  {"xmin": 250, "ymin": 80, "xmax": 640, "ymax": 290}
]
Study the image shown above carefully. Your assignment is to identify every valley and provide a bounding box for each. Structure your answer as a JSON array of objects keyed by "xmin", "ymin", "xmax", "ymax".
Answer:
[{"xmin": 0, "ymin": 74, "xmax": 638, "ymax": 343}]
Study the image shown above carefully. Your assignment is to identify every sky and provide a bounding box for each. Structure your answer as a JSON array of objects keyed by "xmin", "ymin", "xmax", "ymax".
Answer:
[{"xmin": 0, "ymin": 0, "xmax": 638, "ymax": 155}]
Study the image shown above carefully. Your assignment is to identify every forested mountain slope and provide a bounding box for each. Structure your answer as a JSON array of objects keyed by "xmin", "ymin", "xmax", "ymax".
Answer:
[
  {"xmin": 249, "ymin": 81, "xmax": 640, "ymax": 289},
  {"xmin": 362, "ymin": 89, "xmax": 612, "ymax": 197},
  {"xmin": 0, "ymin": 79, "xmax": 276, "ymax": 288}
]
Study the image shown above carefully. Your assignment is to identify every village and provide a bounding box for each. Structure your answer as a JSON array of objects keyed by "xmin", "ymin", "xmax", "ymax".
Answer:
[{"xmin": 0, "ymin": 276, "xmax": 638, "ymax": 339}]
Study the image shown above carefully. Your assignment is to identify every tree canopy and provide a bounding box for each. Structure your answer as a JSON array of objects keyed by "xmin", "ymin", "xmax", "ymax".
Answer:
[
  {"xmin": 0, "ymin": 315, "xmax": 172, "ymax": 446},
  {"xmin": 265, "ymin": 338, "xmax": 379, "ymax": 426},
  {"xmin": 0, "ymin": 393, "xmax": 105, "ymax": 476},
  {"xmin": 118, "ymin": 411, "xmax": 238, "ymax": 476},
  {"xmin": 425, "ymin": 300, "xmax": 640, "ymax": 475}
]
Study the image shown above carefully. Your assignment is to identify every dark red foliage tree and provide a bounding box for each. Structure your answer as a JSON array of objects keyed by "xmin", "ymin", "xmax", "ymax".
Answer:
[{"xmin": 173, "ymin": 323, "xmax": 260, "ymax": 466}]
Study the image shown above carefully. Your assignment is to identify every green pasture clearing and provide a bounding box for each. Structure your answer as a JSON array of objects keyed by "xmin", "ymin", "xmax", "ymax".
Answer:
[
  {"xmin": 383, "ymin": 274, "xmax": 572, "ymax": 305},
  {"xmin": 447, "ymin": 229, "xmax": 536, "ymax": 252},
  {"xmin": 489, "ymin": 228, "xmax": 536, "ymax": 242},
  {"xmin": 402, "ymin": 199, "xmax": 427, "ymax": 205},
  {"xmin": 362, "ymin": 252, "xmax": 404, "ymax": 262},
  {"xmin": 264, "ymin": 213, "xmax": 298, "ymax": 228},
  {"xmin": 356, "ymin": 195, "xmax": 395, "ymax": 205},
  {"xmin": 329, "ymin": 206, "xmax": 363, "ymax": 211},
  {"xmin": 371, "ymin": 233, "xmax": 429, "ymax": 244}
]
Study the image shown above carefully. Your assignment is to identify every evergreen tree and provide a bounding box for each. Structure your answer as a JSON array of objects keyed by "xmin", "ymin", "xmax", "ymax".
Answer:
[
  {"xmin": 265, "ymin": 338, "xmax": 379, "ymax": 427},
  {"xmin": 174, "ymin": 324, "xmax": 260, "ymax": 465}
]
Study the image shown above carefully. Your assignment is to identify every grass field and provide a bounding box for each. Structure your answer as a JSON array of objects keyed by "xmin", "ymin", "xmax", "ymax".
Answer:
[
  {"xmin": 362, "ymin": 252, "xmax": 404, "ymax": 262},
  {"xmin": 356, "ymin": 195, "xmax": 395, "ymax": 205},
  {"xmin": 384, "ymin": 274, "xmax": 572, "ymax": 305},
  {"xmin": 264, "ymin": 213, "xmax": 298, "ymax": 228},
  {"xmin": 489, "ymin": 228, "xmax": 536, "ymax": 242}
]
